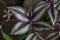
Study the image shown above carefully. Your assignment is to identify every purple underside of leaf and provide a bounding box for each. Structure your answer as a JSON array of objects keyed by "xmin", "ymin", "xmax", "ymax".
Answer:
[
  {"xmin": 32, "ymin": 21, "xmax": 54, "ymax": 31},
  {"xmin": 7, "ymin": 6, "xmax": 29, "ymax": 22},
  {"xmin": 10, "ymin": 22, "xmax": 30, "ymax": 35},
  {"xmin": 48, "ymin": 8, "xmax": 58, "ymax": 26},
  {"xmin": 25, "ymin": 33, "xmax": 37, "ymax": 40}
]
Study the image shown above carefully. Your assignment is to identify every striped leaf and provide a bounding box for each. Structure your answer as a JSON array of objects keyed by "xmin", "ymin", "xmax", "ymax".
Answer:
[
  {"xmin": 32, "ymin": 1, "xmax": 50, "ymax": 21},
  {"xmin": 7, "ymin": 6, "xmax": 29, "ymax": 22},
  {"xmin": 11, "ymin": 22, "xmax": 30, "ymax": 35},
  {"xmin": 25, "ymin": 33, "xmax": 37, "ymax": 40},
  {"xmin": 47, "ymin": 32, "xmax": 59, "ymax": 40},
  {"xmin": 48, "ymin": 8, "xmax": 58, "ymax": 26},
  {"xmin": 33, "ymin": 21, "xmax": 54, "ymax": 31}
]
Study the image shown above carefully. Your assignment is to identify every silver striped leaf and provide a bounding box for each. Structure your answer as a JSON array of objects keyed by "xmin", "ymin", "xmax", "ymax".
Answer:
[
  {"xmin": 32, "ymin": 21, "xmax": 54, "ymax": 31},
  {"xmin": 32, "ymin": 2, "xmax": 50, "ymax": 21},
  {"xmin": 11, "ymin": 22, "xmax": 30, "ymax": 35},
  {"xmin": 47, "ymin": 32, "xmax": 59, "ymax": 40},
  {"xmin": 48, "ymin": 8, "xmax": 58, "ymax": 26},
  {"xmin": 25, "ymin": 33, "xmax": 37, "ymax": 40},
  {"xmin": 7, "ymin": 6, "xmax": 29, "ymax": 22}
]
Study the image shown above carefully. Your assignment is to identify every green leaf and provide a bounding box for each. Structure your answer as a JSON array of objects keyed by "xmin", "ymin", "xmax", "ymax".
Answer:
[
  {"xmin": 16, "ymin": 35, "xmax": 26, "ymax": 40},
  {"xmin": 1, "ymin": 30, "xmax": 12, "ymax": 40}
]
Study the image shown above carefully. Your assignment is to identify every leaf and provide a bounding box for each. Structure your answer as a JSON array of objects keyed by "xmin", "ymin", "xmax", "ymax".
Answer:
[
  {"xmin": 16, "ymin": 35, "xmax": 26, "ymax": 40},
  {"xmin": 33, "ymin": 1, "xmax": 48, "ymax": 12},
  {"xmin": 32, "ymin": 2, "xmax": 50, "ymax": 21},
  {"xmin": 48, "ymin": 8, "xmax": 58, "ymax": 26},
  {"xmin": 26, "ymin": 7, "xmax": 33, "ymax": 17},
  {"xmin": 7, "ymin": 6, "xmax": 29, "ymax": 22},
  {"xmin": 35, "ymin": 32, "xmax": 44, "ymax": 40},
  {"xmin": 57, "ymin": 3, "xmax": 60, "ymax": 10},
  {"xmin": 25, "ymin": 33, "xmax": 37, "ymax": 40},
  {"xmin": 54, "ymin": 0, "xmax": 60, "ymax": 7},
  {"xmin": 7, "ymin": 6, "xmax": 26, "ymax": 14},
  {"xmin": 33, "ymin": 3, "xmax": 47, "ymax": 13},
  {"xmin": 53, "ymin": 0, "xmax": 58, "ymax": 3},
  {"xmin": 33, "ymin": 21, "xmax": 54, "ymax": 31},
  {"xmin": 47, "ymin": 32, "xmax": 57, "ymax": 39},
  {"xmin": 47, "ymin": 32, "xmax": 59, "ymax": 40},
  {"xmin": 1, "ymin": 30, "xmax": 12, "ymax": 40},
  {"xmin": 36, "ymin": 1, "xmax": 47, "ymax": 6},
  {"xmin": 11, "ymin": 22, "xmax": 30, "ymax": 35},
  {"xmin": 59, "ymin": 32, "xmax": 60, "ymax": 35}
]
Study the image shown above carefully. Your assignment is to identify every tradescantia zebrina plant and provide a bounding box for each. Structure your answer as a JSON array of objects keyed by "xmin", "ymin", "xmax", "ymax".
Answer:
[
  {"xmin": 46, "ymin": 16, "xmax": 60, "ymax": 40},
  {"xmin": 33, "ymin": 0, "xmax": 60, "ymax": 26},
  {"xmin": 26, "ymin": 32, "xmax": 45, "ymax": 40},
  {"xmin": 8, "ymin": 6, "xmax": 54, "ymax": 40},
  {"xmin": 7, "ymin": 6, "xmax": 54, "ymax": 40},
  {"xmin": 7, "ymin": 0, "xmax": 60, "ymax": 40},
  {"xmin": 7, "ymin": 6, "xmax": 54, "ymax": 35}
]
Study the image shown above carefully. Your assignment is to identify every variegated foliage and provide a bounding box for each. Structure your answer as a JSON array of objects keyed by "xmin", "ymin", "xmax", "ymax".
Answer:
[
  {"xmin": 33, "ymin": 0, "xmax": 60, "ymax": 26},
  {"xmin": 7, "ymin": 6, "xmax": 53, "ymax": 35},
  {"xmin": 47, "ymin": 16, "xmax": 60, "ymax": 40},
  {"xmin": 7, "ymin": 0, "xmax": 60, "ymax": 40},
  {"xmin": 26, "ymin": 32, "xmax": 45, "ymax": 40}
]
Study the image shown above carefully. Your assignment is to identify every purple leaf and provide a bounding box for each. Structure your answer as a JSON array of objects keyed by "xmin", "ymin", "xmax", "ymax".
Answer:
[
  {"xmin": 33, "ymin": 21, "xmax": 54, "ymax": 31},
  {"xmin": 25, "ymin": 33, "xmax": 37, "ymax": 40},
  {"xmin": 32, "ymin": 4, "xmax": 50, "ymax": 21},
  {"xmin": 47, "ymin": 32, "xmax": 59, "ymax": 40},
  {"xmin": 11, "ymin": 22, "xmax": 30, "ymax": 35},
  {"xmin": 35, "ymin": 32, "xmax": 44, "ymax": 40},
  {"xmin": 33, "ymin": 3, "xmax": 48, "ymax": 13},
  {"xmin": 32, "ymin": 0, "xmax": 51, "ymax": 21},
  {"xmin": 48, "ymin": 8, "xmax": 58, "ymax": 26},
  {"xmin": 7, "ymin": 6, "xmax": 29, "ymax": 22},
  {"xmin": 7, "ymin": 0, "xmax": 60, "ymax": 36},
  {"xmin": 7, "ymin": 6, "xmax": 26, "ymax": 14}
]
